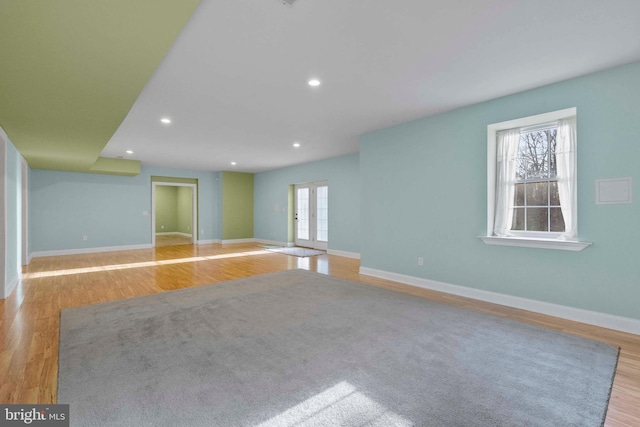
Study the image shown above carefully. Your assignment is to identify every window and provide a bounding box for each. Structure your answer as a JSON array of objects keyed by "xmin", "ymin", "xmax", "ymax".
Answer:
[
  {"xmin": 481, "ymin": 108, "xmax": 591, "ymax": 251},
  {"xmin": 512, "ymin": 123, "xmax": 563, "ymax": 234},
  {"xmin": 316, "ymin": 185, "xmax": 328, "ymax": 242}
]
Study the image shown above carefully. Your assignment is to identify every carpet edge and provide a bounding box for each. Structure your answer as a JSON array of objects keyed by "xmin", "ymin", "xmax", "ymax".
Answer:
[{"xmin": 600, "ymin": 346, "xmax": 621, "ymax": 427}]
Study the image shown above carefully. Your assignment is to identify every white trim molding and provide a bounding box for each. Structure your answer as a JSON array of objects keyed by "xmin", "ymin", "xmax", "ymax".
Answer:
[
  {"xmin": 31, "ymin": 244, "xmax": 154, "ymax": 258},
  {"xmin": 479, "ymin": 236, "xmax": 592, "ymax": 251},
  {"xmin": 151, "ymin": 182, "xmax": 198, "ymax": 246},
  {"xmin": 197, "ymin": 239, "xmax": 222, "ymax": 245},
  {"xmin": 221, "ymin": 238, "xmax": 256, "ymax": 244},
  {"xmin": 155, "ymin": 232, "xmax": 193, "ymax": 238},
  {"xmin": 485, "ymin": 107, "xmax": 593, "ymax": 250},
  {"xmin": 327, "ymin": 249, "xmax": 361, "ymax": 259},
  {"xmin": 5, "ymin": 272, "xmax": 20, "ymax": 299},
  {"xmin": 359, "ymin": 266, "xmax": 640, "ymax": 336},
  {"xmin": 254, "ymin": 238, "xmax": 289, "ymax": 247}
]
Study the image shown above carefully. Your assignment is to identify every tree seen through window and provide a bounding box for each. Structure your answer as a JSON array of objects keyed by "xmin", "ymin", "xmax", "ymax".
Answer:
[{"xmin": 512, "ymin": 127, "xmax": 565, "ymax": 232}]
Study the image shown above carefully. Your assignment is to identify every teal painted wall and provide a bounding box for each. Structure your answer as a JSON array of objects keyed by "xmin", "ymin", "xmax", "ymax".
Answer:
[
  {"xmin": 30, "ymin": 166, "xmax": 220, "ymax": 252},
  {"xmin": 254, "ymin": 153, "xmax": 360, "ymax": 254},
  {"xmin": 1, "ymin": 134, "xmax": 22, "ymax": 298},
  {"xmin": 360, "ymin": 61, "xmax": 640, "ymax": 320},
  {"xmin": 155, "ymin": 185, "xmax": 178, "ymax": 233}
]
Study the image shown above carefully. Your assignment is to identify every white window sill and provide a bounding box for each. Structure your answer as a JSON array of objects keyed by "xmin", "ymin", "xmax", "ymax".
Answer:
[{"xmin": 478, "ymin": 236, "xmax": 592, "ymax": 251}]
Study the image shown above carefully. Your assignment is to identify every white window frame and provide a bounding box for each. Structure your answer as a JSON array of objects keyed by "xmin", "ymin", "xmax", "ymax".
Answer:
[{"xmin": 479, "ymin": 107, "xmax": 591, "ymax": 251}]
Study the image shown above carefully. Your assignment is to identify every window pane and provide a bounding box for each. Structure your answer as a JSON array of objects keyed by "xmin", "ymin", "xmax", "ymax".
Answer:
[
  {"xmin": 519, "ymin": 131, "xmax": 549, "ymax": 179},
  {"xmin": 297, "ymin": 188, "xmax": 309, "ymax": 240},
  {"xmin": 518, "ymin": 128, "xmax": 558, "ymax": 180},
  {"xmin": 549, "ymin": 181, "xmax": 560, "ymax": 206},
  {"xmin": 529, "ymin": 155, "xmax": 548, "ymax": 179},
  {"xmin": 516, "ymin": 157, "xmax": 527, "ymax": 180},
  {"xmin": 514, "ymin": 183, "xmax": 525, "ymax": 206},
  {"xmin": 525, "ymin": 182, "xmax": 548, "ymax": 207},
  {"xmin": 526, "ymin": 207, "xmax": 549, "ymax": 231},
  {"xmin": 316, "ymin": 186, "xmax": 328, "ymax": 242},
  {"xmin": 547, "ymin": 129, "xmax": 558, "ymax": 178},
  {"xmin": 550, "ymin": 208, "xmax": 565, "ymax": 232},
  {"xmin": 512, "ymin": 208, "xmax": 524, "ymax": 230}
]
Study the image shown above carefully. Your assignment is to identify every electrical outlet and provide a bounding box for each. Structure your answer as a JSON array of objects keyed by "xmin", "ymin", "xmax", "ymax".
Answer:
[
  {"xmin": 161, "ymin": 225, "xmax": 164, "ymax": 229},
  {"xmin": 418, "ymin": 257, "xmax": 424, "ymax": 266},
  {"xmin": 83, "ymin": 235, "xmax": 88, "ymax": 241}
]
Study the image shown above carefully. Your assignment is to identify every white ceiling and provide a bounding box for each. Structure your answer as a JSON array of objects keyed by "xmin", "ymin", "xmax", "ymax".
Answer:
[{"xmin": 101, "ymin": 0, "xmax": 640, "ymax": 173}]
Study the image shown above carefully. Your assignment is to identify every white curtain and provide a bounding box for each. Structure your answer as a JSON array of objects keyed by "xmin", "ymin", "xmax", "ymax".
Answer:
[
  {"xmin": 555, "ymin": 117, "xmax": 577, "ymax": 239},
  {"xmin": 493, "ymin": 128, "xmax": 520, "ymax": 236}
]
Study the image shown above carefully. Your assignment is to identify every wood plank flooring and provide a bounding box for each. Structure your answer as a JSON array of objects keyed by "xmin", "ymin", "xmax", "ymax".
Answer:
[
  {"xmin": 154, "ymin": 234, "xmax": 193, "ymax": 247},
  {"xmin": 1, "ymin": 242, "xmax": 638, "ymax": 426}
]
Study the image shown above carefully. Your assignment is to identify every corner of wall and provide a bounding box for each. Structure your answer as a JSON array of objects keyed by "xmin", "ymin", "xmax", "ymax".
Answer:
[{"xmin": 0, "ymin": 130, "xmax": 7, "ymax": 298}]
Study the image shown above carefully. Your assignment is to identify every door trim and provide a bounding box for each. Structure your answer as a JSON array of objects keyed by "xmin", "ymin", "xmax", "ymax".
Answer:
[
  {"xmin": 151, "ymin": 182, "xmax": 197, "ymax": 246},
  {"xmin": 294, "ymin": 181, "xmax": 328, "ymax": 250}
]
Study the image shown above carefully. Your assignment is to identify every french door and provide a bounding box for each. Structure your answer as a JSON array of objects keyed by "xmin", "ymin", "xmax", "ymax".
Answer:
[{"xmin": 294, "ymin": 182, "xmax": 328, "ymax": 250}]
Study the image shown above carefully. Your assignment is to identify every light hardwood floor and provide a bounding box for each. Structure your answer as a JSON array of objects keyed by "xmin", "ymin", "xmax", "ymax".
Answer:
[
  {"xmin": 154, "ymin": 234, "xmax": 193, "ymax": 247},
  {"xmin": 1, "ymin": 243, "xmax": 638, "ymax": 425}
]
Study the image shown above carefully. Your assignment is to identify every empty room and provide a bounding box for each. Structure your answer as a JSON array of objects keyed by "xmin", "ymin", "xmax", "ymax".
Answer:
[{"xmin": 1, "ymin": 1, "xmax": 639, "ymax": 426}]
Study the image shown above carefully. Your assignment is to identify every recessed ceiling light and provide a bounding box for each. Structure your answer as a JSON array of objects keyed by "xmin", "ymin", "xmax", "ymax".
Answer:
[
  {"xmin": 230, "ymin": 161, "xmax": 237, "ymax": 166},
  {"xmin": 160, "ymin": 117, "xmax": 171, "ymax": 124},
  {"xmin": 125, "ymin": 150, "xmax": 134, "ymax": 154},
  {"xmin": 293, "ymin": 142, "xmax": 301, "ymax": 148},
  {"xmin": 308, "ymin": 79, "xmax": 321, "ymax": 87}
]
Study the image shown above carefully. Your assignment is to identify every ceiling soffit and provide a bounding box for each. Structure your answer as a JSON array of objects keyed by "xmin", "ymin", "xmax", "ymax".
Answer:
[{"xmin": 0, "ymin": 0, "xmax": 201, "ymax": 175}]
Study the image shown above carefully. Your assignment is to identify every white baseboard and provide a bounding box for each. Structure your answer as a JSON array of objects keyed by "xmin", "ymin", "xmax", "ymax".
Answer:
[
  {"xmin": 2, "ymin": 271, "xmax": 20, "ymax": 299},
  {"xmin": 359, "ymin": 266, "xmax": 640, "ymax": 336},
  {"xmin": 327, "ymin": 249, "xmax": 361, "ymax": 259},
  {"xmin": 30, "ymin": 244, "xmax": 154, "ymax": 258},
  {"xmin": 257, "ymin": 239, "xmax": 358, "ymax": 256},
  {"xmin": 221, "ymin": 238, "xmax": 256, "ymax": 244},
  {"xmin": 254, "ymin": 239, "xmax": 289, "ymax": 247},
  {"xmin": 156, "ymin": 232, "xmax": 193, "ymax": 238},
  {"xmin": 197, "ymin": 239, "xmax": 222, "ymax": 245}
]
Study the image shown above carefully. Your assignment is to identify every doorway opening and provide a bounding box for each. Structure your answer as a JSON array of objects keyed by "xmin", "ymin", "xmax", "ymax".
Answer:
[
  {"xmin": 294, "ymin": 181, "xmax": 328, "ymax": 250},
  {"xmin": 151, "ymin": 182, "xmax": 197, "ymax": 247}
]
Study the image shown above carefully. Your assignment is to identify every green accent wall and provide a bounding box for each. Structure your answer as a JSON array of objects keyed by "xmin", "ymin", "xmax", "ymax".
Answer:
[
  {"xmin": 90, "ymin": 158, "xmax": 141, "ymax": 176},
  {"xmin": 152, "ymin": 176, "xmax": 198, "ymax": 235},
  {"xmin": 155, "ymin": 186, "xmax": 178, "ymax": 233},
  {"xmin": 222, "ymin": 172, "xmax": 254, "ymax": 240},
  {"xmin": 177, "ymin": 187, "xmax": 193, "ymax": 234},
  {"xmin": 0, "ymin": 0, "xmax": 200, "ymax": 174},
  {"xmin": 152, "ymin": 176, "xmax": 198, "ymax": 185},
  {"xmin": 154, "ymin": 185, "xmax": 193, "ymax": 234}
]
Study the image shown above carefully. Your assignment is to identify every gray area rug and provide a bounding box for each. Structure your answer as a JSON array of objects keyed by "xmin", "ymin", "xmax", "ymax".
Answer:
[
  {"xmin": 264, "ymin": 246, "xmax": 326, "ymax": 257},
  {"xmin": 58, "ymin": 270, "xmax": 618, "ymax": 426}
]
